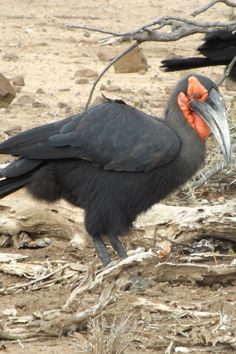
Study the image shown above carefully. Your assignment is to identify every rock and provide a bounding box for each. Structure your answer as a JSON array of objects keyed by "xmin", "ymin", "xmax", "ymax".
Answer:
[
  {"xmin": 36, "ymin": 88, "xmax": 45, "ymax": 94},
  {"xmin": 83, "ymin": 30, "xmax": 91, "ymax": 38},
  {"xmin": 75, "ymin": 78, "xmax": 89, "ymax": 84},
  {"xmin": 100, "ymin": 84, "xmax": 121, "ymax": 92},
  {"xmin": 74, "ymin": 68, "xmax": 98, "ymax": 79},
  {"xmin": 12, "ymin": 75, "xmax": 25, "ymax": 86},
  {"xmin": 113, "ymin": 47, "xmax": 148, "ymax": 73},
  {"xmin": 2, "ymin": 53, "xmax": 19, "ymax": 61},
  {"xmin": 0, "ymin": 73, "xmax": 16, "ymax": 108},
  {"xmin": 16, "ymin": 95, "xmax": 35, "ymax": 105},
  {"xmin": 57, "ymin": 101, "xmax": 69, "ymax": 109},
  {"xmin": 32, "ymin": 101, "xmax": 47, "ymax": 108},
  {"xmin": 97, "ymin": 48, "xmax": 116, "ymax": 62}
]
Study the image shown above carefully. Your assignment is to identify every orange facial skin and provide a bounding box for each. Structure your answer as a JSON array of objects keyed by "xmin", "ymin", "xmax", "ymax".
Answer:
[{"xmin": 178, "ymin": 76, "xmax": 210, "ymax": 140}]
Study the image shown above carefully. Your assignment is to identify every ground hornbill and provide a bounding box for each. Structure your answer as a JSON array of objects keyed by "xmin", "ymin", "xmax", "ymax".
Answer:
[
  {"xmin": 161, "ymin": 30, "xmax": 236, "ymax": 81},
  {"xmin": 0, "ymin": 74, "xmax": 231, "ymax": 266}
]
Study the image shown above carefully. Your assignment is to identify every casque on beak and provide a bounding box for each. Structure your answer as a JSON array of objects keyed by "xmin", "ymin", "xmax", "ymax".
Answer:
[{"xmin": 190, "ymin": 88, "xmax": 232, "ymax": 163}]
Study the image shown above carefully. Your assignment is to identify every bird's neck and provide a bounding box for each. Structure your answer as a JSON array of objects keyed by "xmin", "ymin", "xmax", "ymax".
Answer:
[{"xmin": 165, "ymin": 100, "xmax": 206, "ymax": 180}]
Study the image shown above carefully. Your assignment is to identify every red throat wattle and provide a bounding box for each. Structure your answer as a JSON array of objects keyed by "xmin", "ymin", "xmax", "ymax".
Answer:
[{"xmin": 178, "ymin": 76, "xmax": 210, "ymax": 140}]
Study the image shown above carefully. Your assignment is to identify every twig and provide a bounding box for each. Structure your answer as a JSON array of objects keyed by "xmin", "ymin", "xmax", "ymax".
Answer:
[
  {"xmin": 84, "ymin": 42, "xmax": 139, "ymax": 109},
  {"xmin": 218, "ymin": 55, "xmax": 236, "ymax": 86},
  {"xmin": 192, "ymin": 0, "xmax": 236, "ymax": 17},
  {"xmin": 65, "ymin": 24, "xmax": 121, "ymax": 36}
]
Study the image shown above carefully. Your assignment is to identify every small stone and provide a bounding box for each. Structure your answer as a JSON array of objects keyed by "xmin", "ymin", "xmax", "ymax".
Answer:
[
  {"xmin": 16, "ymin": 95, "xmax": 35, "ymax": 105},
  {"xmin": 57, "ymin": 101, "xmax": 69, "ymax": 109},
  {"xmin": 2, "ymin": 53, "xmax": 19, "ymax": 61},
  {"xmin": 83, "ymin": 30, "xmax": 91, "ymax": 38},
  {"xmin": 36, "ymin": 88, "xmax": 45, "ymax": 94},
  {"xmin": 0, "ymin": 73, "xmax": 16, "ymax": 108},
  {"xmin": 32, "ymin": 101, "xmax": 46, "ymax": 108},
  {"xmin": 74, "ymin": 68, "xmax": 98, "ymax": 79},
  {"xmin": 105, "ymin": 85, "xmax": 121, "ymax": 92},
  {"xmin": 114, "ymin": 47, "xmax": 148, "ymax": 73},
  {"xmin": 12, "ymin": 75, "xmax": 25, "ymax": 86},
  {"xmin": 75, "ymin": 78, "xmax": 89, "ymax": 84},
  {"xmin": 97, "ymin": 48, "xmax": 116, "ymax": 62}
]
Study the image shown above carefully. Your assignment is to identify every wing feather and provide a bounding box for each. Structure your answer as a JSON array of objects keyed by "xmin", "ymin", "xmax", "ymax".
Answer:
[{"xmin": 0, "ymin": 101, "xmax": 181, "ymax": 172}]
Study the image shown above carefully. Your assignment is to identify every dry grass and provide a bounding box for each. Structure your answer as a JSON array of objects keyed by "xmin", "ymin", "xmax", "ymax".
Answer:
[{"xmin": 88, "ymin": 314, "xmax": 138, "ymax": 354}]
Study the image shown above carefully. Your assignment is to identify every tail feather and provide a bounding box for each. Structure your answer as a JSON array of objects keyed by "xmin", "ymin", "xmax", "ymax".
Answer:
[
  {"xmin": 161, "ymin": 57, "xmax": 214, "ymax": 72},
  {"xmin": 0, "ymin": 175, "xmax": 31, "ymax": 198}
]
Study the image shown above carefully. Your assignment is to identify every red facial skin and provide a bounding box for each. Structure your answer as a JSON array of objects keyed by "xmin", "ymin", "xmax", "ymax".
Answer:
[{"xmin": 178, "ymin": 76, "xmax": 210, "ymax": 140}]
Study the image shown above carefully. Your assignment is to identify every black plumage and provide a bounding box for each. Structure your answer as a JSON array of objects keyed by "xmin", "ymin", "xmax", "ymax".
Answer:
[
  {"xmin": 0, "ymin": 74, "xmax": 231, "ymax": 266},
  {"xmin": 161, "ymin": 30, "xmax": 236, "ymax": 81}
]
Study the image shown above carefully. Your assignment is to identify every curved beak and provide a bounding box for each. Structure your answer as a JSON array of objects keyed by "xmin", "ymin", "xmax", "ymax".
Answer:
[{"xmin": 190, "ymin": 89, "xmax": 232, "ymax": 163}]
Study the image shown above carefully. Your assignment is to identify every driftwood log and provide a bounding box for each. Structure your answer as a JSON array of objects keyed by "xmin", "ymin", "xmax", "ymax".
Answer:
[{"xmin": 0, "ymin": 188, "xmax": 235, "ymax": 246}]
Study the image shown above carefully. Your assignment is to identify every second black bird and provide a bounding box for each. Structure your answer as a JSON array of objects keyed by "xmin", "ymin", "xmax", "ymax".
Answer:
[{"xmin": 161, "ymin": 30, "xmax": 236, "ymax": 81}]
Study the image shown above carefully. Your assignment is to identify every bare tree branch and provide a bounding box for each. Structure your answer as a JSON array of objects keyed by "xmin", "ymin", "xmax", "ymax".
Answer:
[
  {"xmin": 192, "ymin": 0, "xmax": 236, "ymax": 17},
  {"xmin": 217, "ymin": 55, "xmax": 236, "ymax": 86},
  {"xmin": 66, "ymin": 17, "xmax": 236, "ymax": 46},
  {"xmin": 84, "ymin": 42, "xmax": 139, "ymax": 109}
]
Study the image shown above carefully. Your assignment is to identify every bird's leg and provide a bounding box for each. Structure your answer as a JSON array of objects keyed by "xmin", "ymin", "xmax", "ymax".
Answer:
[
  {"xmin": 107, "ymin": 233, "xmax": 128, "ymax": 259},
  {"xmin": 91, "ymin": 235, "xmax": 112, "ymax": 267}
]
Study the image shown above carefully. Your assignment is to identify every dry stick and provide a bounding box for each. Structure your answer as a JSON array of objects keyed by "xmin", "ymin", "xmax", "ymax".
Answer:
[
  {"xmin": 0, "ymin": 264, "xmax": 70, "ymax": 294},
  {"xmin": 84, "ymin": 42, "xmax": 139, "ymax": 110},
  {"xmin": 192, "ymin": 0, "xmax": 236, "ymax": 17},
  {"xmin": 218, "ymin": 55, "xmax": 236, "ymax": 86},
  {"xmin": 65, "ymin": 24, "xmax": 121, "ymax": 36},
  {"xmin": 191, "ymin": 144, "xmax": 236, "ymax": 189}
]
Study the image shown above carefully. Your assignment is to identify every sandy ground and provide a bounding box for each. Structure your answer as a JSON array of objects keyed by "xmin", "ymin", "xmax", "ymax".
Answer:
[{"xmin": 0, "ymin": 0, "xmax": 235, "ymax": 353}]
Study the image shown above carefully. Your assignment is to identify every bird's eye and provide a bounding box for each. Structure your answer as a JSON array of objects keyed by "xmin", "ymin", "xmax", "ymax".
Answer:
[{"xmin": 192, "ymin": 92, "xmax": 201, "ymax": 99}]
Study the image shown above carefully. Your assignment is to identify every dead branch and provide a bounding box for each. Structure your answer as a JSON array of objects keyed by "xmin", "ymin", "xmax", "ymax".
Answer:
[
  {"xmin": 0, "ymin": 191, "xmax": 235, "ymax": 252},
  {"xmin": 135, "ymin": 200, "xmax": 236, "ymax": 244},
  {"xmin": 134, "ymin": 297, "xmax": 220, "ymax": 318},
  {"xmin": 192, "ymin": 0, "xmax": 236, "ymax": 17}
]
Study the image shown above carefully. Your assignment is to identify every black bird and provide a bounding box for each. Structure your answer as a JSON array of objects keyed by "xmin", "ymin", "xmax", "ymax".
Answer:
[
  {"xmin": 161, "ymin": 30, "xmax": 236, "ymax": 81},
  {"xmin": 0, "ymin": 74, "xmax": 231, "ymax": 266}
]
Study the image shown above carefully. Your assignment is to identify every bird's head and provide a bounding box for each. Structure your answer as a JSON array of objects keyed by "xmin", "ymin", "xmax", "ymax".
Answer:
[{"xmin": 176, "ymin": 74, "xmax": 231, "ymax": 163}]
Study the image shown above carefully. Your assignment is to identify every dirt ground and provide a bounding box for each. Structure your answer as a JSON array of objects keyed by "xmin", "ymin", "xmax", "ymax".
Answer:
[{"xmin": 0, "ymin": 0, "xmax": 235, "ymax": 353}]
